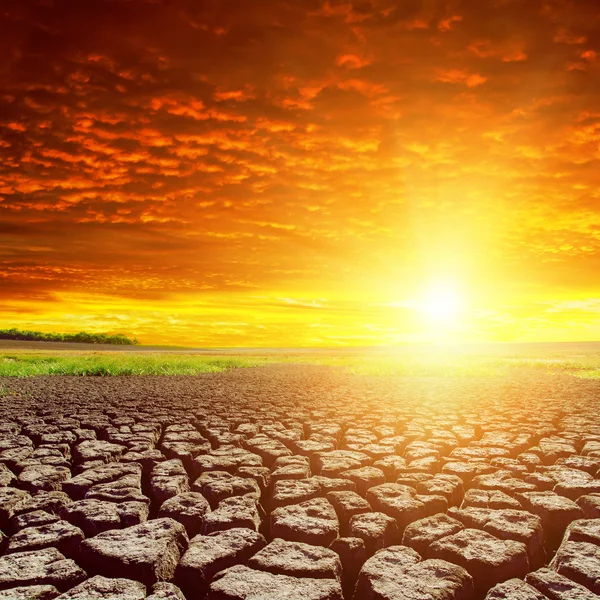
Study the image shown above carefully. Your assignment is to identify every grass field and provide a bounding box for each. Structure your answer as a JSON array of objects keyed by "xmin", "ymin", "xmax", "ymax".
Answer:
[
  {"xmin": 0, "ymin": 352, "xmax": 267, "ymax": 376},
  {"xmin": 2, "ymin": 341, "xmax": 600, "ymax": 377}
]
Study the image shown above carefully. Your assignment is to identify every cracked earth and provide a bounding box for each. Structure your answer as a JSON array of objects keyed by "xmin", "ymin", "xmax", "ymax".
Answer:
[{"xmin": 1, "ymin": 364, "xmax": 600, "ymax": 599}]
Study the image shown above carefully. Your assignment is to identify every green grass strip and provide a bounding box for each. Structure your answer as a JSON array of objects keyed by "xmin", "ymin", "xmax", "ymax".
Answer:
[{"xmin": 0, "ymin": 353, "xmax": 267, "ymax": 376}]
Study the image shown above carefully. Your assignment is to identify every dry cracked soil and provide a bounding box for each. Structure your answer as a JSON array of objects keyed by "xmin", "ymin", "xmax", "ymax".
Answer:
[{"xmin": 1, "ymin": 363, "xmax": 600, "ymax": 599}]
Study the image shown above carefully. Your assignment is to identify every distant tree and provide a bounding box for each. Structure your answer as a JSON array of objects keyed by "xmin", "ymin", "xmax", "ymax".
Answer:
[{"xmin": 0, "ymin": 328, "xmax": 140, "ymax": 345}]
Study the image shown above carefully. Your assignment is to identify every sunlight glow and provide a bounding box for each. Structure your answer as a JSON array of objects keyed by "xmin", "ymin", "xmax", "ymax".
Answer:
[{"xmin": 419, "ymin": 281, "xmax": 464, "ymax": 325}]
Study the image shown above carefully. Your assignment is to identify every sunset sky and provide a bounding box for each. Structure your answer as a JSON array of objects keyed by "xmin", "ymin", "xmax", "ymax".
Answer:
[{"xmin": 2, "ymin": 0, "xmax": 600, "ymax": 346}]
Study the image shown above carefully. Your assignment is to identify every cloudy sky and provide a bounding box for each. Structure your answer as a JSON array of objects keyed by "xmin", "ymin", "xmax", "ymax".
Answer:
[{"xmin": 2, "ymin": 0, "xmax": 600, "ymax": 345}]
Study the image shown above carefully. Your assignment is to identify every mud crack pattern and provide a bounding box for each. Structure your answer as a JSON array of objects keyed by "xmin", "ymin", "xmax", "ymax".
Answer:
[{"xmin": 0, "ymin": 364, "xmax": 600, "ymax": 599}]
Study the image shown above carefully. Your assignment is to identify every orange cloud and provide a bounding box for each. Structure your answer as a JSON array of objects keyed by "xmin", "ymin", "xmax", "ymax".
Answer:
[
  {"xmin": 438, "ymin": 15, "xmax": 462, "ymax": 32},
  {"xmin": 336, "ymin": 54, "xmax": 371, "ymax": 69},
  {"xmin": 1, "ymin": 0, "xmax": 600, "ymax": 345},
  {"xmin": 467, "ymin": 39, "xmax": 528, "ymax": 62},
  {"xmin": 435, "ymin": 69, "xmax": 487, "ymax": 87}
]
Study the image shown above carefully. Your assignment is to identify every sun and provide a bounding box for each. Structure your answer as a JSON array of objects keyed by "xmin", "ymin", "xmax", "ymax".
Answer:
[{"xmin": 419, "ymin": 280, "xmax": 463, "ymax": 324}]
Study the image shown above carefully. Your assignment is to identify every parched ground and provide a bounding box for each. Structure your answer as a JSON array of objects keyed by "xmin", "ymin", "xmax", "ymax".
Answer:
[{"xmin": 1, "ymin": 364, "xmax": 600, "ymax": 599}]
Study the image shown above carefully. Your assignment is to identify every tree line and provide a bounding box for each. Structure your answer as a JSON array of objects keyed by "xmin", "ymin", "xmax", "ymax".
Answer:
[{"xmin": 0, "ymin": 328, "xmax": 140, "ymax": 345}]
